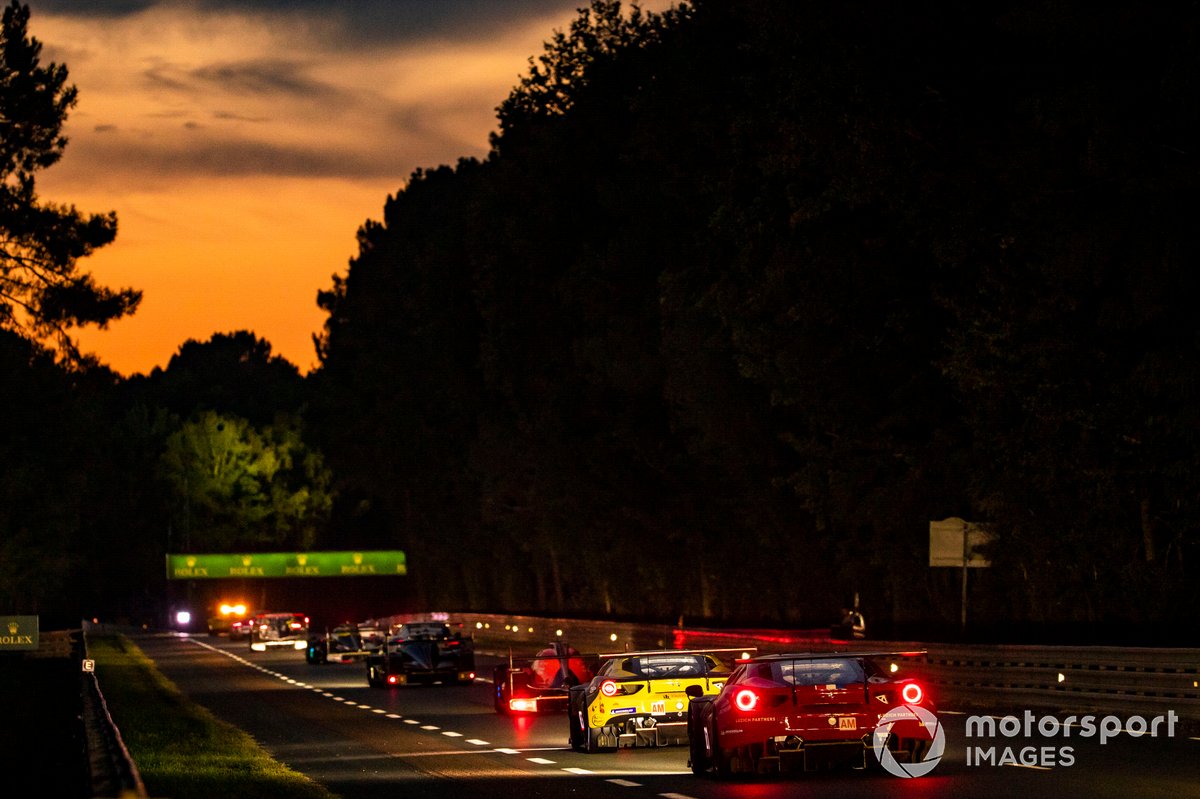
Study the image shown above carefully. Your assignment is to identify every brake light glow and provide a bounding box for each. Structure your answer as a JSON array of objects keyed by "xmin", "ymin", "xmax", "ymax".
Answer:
[
  {"xmin": 509, "ymin": 698, "xmax": 538, "ymax": 713},
  {"xmin": 388, "ymin": 675, "xmax": 399, "ymax": 685},
  {"xmin": 734, "ymin": 689, "xmax": 759, "ymax": 712},
  {"xmin": 901, "ymin": 683, "xmax": 924, "ymax": 704},
  {"xmin": 600, "ymin": 680, "xmax": 619, "ymax": 697}
]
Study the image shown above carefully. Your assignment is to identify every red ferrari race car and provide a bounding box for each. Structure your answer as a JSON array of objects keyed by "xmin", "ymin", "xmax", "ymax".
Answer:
[
  {"xmin": 493, "ymin": 642, "xmax": 595, "ymax": 714},
  {"xmin": 686, "ymin": 651, "xmax": 936, "ymax": 776}
]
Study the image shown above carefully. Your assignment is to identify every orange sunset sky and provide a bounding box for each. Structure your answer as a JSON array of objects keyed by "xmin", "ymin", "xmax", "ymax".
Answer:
[{"xmin": 30, "ymin": 0, "xmax": 675, "ymax": 376}]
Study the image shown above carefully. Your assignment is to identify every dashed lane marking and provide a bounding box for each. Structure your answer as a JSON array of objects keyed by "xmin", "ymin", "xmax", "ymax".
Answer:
[{"xmin": 183, "ymin": 637, "xmax": 667, "ymax": 777}]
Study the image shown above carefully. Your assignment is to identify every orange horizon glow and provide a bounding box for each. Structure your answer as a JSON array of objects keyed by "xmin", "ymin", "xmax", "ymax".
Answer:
[{"xmin": 30, "ymin": 1, "xmax": 677, "ymax": 377}]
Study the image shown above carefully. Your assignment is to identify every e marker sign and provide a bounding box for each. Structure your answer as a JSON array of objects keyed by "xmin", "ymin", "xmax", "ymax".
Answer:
[{"xmin": 166, "ymin": 551, "xmax": 407, "ymax": 579}]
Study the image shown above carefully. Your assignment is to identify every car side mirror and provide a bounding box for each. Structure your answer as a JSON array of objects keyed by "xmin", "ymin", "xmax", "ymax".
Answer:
[{"xmin": 685, "ymin": 685, "xmax": 703, "ymax": 699}]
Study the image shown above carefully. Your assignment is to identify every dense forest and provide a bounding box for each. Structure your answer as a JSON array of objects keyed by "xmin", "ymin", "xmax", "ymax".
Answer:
[{"xmin": 2, "ymin": 0, "xmax": 1198, "ymax": 641}]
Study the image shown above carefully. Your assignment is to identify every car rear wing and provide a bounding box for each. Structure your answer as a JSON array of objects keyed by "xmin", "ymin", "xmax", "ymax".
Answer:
[
  {"xmin": 744, "ymin": 650, "xmax": 927, "ymax": 661},
  {"xmin": 596, "ymin": 648, "xmax": 760, "ymax": 693},
  {"xmin": 595, "ymin": 647, "xmax": 757, "ymax": 660}
]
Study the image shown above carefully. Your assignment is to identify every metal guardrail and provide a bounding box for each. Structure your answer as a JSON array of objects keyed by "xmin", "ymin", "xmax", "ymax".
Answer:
[
  {"xmin": 919, "ymin": 643, "xmax": 1200, "ymax": 716},
  {"xmin": 80, "ymin": 627, "xmax": 148, "ymax": 799},
  {"xmin": 395, "ymin": 611, "xmax": 1200, "ymax": 720}
]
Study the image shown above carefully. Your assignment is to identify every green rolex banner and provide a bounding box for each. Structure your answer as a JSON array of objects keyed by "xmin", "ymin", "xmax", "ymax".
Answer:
[
  {"xmin": 166, "ymin": 551, "xmax": 406, "ymax": 579},
  {"xmin": 0, "ymin": 616, "xmax": 39, "ymax": 651}
]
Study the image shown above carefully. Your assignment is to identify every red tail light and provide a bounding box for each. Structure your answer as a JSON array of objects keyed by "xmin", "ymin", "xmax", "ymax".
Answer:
[
  {"xmin": 901, "ymin": 682, "xmax": 924, "ymax": 704},
  {"xmin": 600, "ymin": 680, "xmax": 619, "ymax": 697},
  {"xmin": 734, "ymin": 689, "xmax": 759, "ymax": 712}
]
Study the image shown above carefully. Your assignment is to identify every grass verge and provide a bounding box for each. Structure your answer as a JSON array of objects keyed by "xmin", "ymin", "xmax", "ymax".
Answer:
[{"xmin": 89, "ymin": 634, "xmax": 339, "ymax": 799}]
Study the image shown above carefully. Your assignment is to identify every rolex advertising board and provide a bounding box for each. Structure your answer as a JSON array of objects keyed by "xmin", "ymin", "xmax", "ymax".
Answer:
[
  {"xmin": 166, "ymin": 551, "xmax": 407, "ymax": 579},
  {"xmin": 0, "ymin": 616, "xmax": 39, "ymax": 651}
]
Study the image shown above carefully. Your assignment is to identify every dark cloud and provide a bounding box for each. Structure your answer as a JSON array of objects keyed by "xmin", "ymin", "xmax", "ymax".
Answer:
[
  {"xmin": 59, "ymin": 127, "xmax": 482, "ymax": 182},
  {"xmin": 190, "ymin": 59, "xmax": 340, "ymax": 99},
  {"xmin": 213, "ymin": 111, "xmax": 269, "ymax": 123},
  {"xmin": 138, "ymin": 58, "xmax": 358, "ymax": 121},
  {"xmin": 30, "ymin": 0, "xmax": 616, "ymax": 47}
]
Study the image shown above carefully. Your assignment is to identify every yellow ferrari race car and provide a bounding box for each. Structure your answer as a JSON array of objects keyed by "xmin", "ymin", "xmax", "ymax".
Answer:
[{"xmin": 567, "ymin": 648, "xmax": 751, "ymax": 752}]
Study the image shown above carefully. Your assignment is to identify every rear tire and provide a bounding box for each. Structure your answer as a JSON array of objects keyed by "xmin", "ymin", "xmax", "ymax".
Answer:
[
  {"xmin": 567, "ymin": 686, "xmax": 587, "ymax": 750},
  {"xmin": 586, "ymin": 725, "xmax": 602, "ymax": 754},
  {"xmin": 713, "ymin": 721, "xmax": 732, "ymax": 779},
  {"xmin": 688, "ymin": 709, "xmax": 711, "ymax": 774}
]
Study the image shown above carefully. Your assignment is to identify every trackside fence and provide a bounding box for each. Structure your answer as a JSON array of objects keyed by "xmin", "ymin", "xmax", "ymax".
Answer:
[
  {"xmin": 918, "ymin": 643, "xmax": 1200, "ymax": 718},
  {"xmin": 389, "ymin": 611, "xmax": 1200, "ymax": 721}
]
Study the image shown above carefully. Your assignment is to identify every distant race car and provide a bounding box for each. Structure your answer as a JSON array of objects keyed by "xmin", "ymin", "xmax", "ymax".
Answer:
[
  {"xmin": 247, "ymin": 612, "xmax": 310, "ymax": 652},
  {"xmin": 567, "ymin": 648, "xmax": 749, "ymax": 752},
  {"xmin": 686, "ymin": 651, "xmax": 935, "ymax": 776},
  {"xmin": 206, "ymin": 600, "xmax": 251, "ymax": 639},
  {"xmin": 493, "ymin": 642, "xmax": 595, "ymax": 714},
  {"xmin": 306, "ymin": 621, "xmax": 385, "ymax": 665},
  {"xmin": 365, "ymin": 621, "xmax": 476, "ymax": 688}
]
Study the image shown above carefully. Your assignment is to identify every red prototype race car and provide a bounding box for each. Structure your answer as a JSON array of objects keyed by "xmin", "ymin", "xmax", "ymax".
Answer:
[
  {"xmin": 493, "ymin": 642, "xmax": 595, "ymax": 714},
  {"xmin": 686, "ymin": 651, "xmax": 936, "ymax": 776}
]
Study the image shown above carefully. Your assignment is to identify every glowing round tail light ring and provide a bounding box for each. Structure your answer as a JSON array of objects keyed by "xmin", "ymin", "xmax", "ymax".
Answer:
[
  {"xmin": 734, "ymin": 689, "xmax": 759, "ymax": 711},
  {"xmin": 901, "ymin": 683, "xmax": 924, "ymax": 704},
  {"xmin": 600, "ymin": 680, "xmax": 618, "ymax": 697}
]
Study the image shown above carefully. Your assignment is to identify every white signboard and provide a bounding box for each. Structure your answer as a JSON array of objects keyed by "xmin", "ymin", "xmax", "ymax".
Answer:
[{"xmin": 929, "ymin": 517, "xmax": 993, "ymax": 567}]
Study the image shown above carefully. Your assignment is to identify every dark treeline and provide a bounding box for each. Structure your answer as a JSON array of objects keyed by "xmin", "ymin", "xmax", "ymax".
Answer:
[
  {"xmin": 3, "ymin": 0, "xmax": 1198, "ymax": 641},
  {"xmin": 0, "ymin": 328, "xmax": 325, "ymax": 627},
  {"xmin": 309, "ymin": 0, "xmax": 1200, "ymax": 640}
]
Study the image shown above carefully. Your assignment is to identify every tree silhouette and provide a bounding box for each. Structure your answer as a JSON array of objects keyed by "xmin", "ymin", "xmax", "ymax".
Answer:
[
  {"xmin": 0, "ymin": 1, "xmax": 139, "ymax": 361},
  {"xmin": 305, "ymin": 0, "xmax": 1200, "ymax": 637},
  {"xmin": 136, "ymin": 330, "xmax": 306, "ymax": 426}
]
